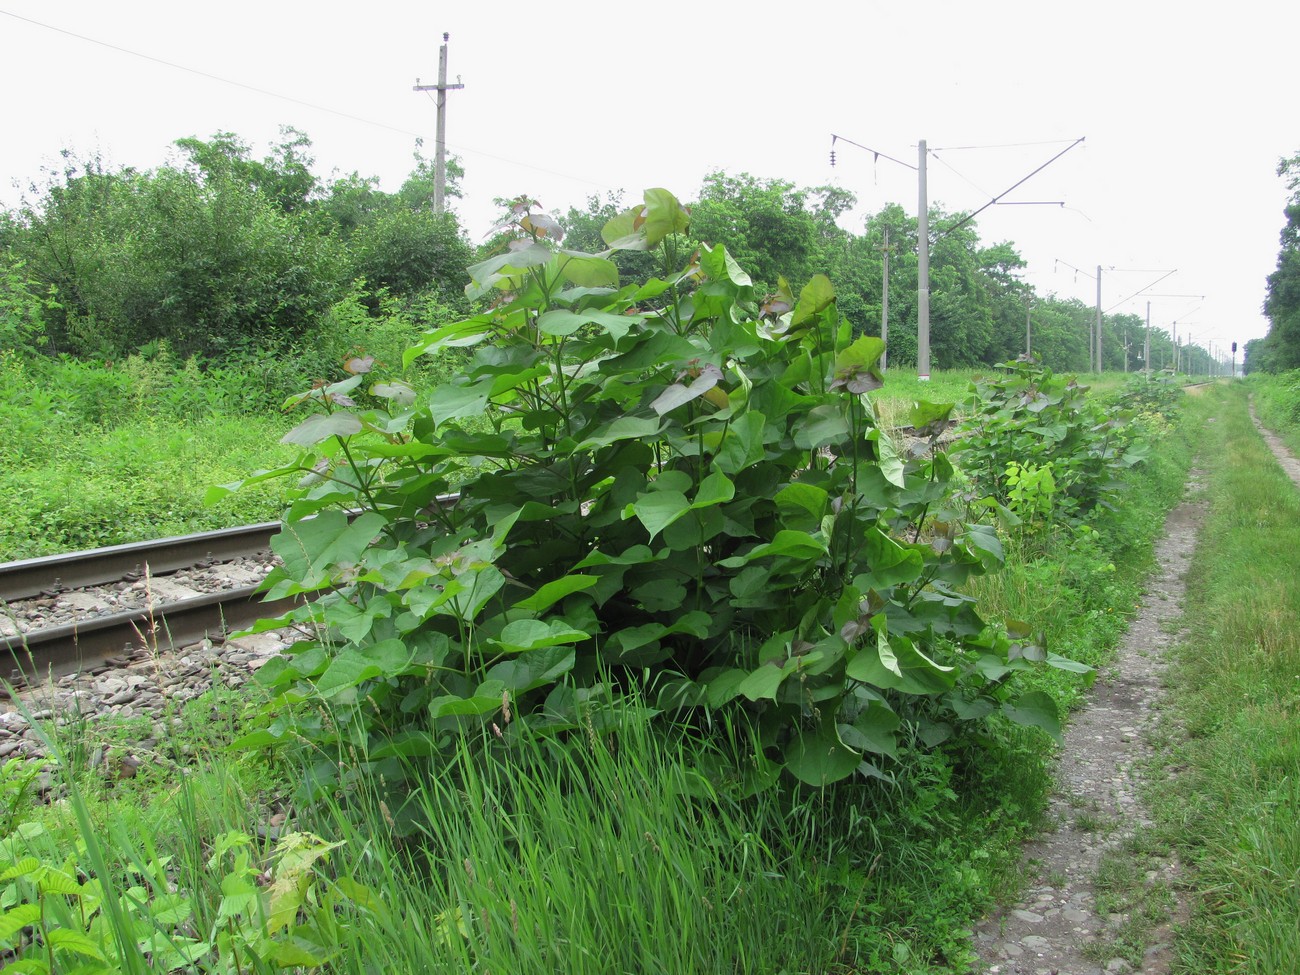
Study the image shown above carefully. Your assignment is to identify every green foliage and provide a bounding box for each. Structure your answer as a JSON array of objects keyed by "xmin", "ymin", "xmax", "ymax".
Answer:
[
  {"xmin": 955, "ymin": 357, "xmax": 1149, "ymax": 526},
  {"xmin": 1259, "ymin": 152, "xmax": 1300, "ymax": 372},
  {"xmin": 348, "ymin": 208, "xmax": 471, "ymax": 308},
  {"xmin": 1003, "ymin": 460, "xmax": 1057, "ymax": 526},
  {"xmin": 0, "ymin": 819, "xmax": 372, "ymax": 973},
  {"xmin": 3, "ymin": 133, "xmax": 473, "ymax": 362},
  {"xmin": 0, "ymin": 258, "xmax": 57, "ymax": 352},
  {"xmin": 222, "ymin": 189, "xmax": 1077, "ymax": 801},
  {"xmin": 1248, "ymin": 369, "xmax": 1300, "ymax": 445},
  {"xmin": 7, "ymin": 152, "xmax": 348, "ymax": 358},
  {"xmin": 0, "ymin": 351, "xmax": 295, "ymax": 558}
]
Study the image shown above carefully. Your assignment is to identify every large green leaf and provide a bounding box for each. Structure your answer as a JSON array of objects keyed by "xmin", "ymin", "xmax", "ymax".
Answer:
[
  {"xmin": 692, "ymin": 469, "xmax": 735, "ymax": 509},
  {"xmin": 791, "ymin": 274, "xmax": 835, "ymax": 327},
  {"xmin": 428, "ymin": 381, "xmax": 492, "ymax": 425},
  {"xmin": 845, "ymin": 629, "xmax": 955, "ymax": 695},
  {"xmin": 575, "ymin": 416, "xmax": 663, "ymax": 451},
  {"xmin": 487, "ymin": 646, "xmax": 576, "ymax": 692},
  {"xmin": 537, "ymin": 308, "xmax": 643, "ymax": 341},
  {"xmin": 718, "ymin": 530, "xmax": 827, "ymax": 567},
  {"xmin": 271, "ymin": 511, "xmax": 386, "ymax": 590},
  {"xmin": 699, "ymin": 242, "xmax": 753, "ymax": 288},
  {"xmin": 1002, "ymin": 691, "xmax": 1062, "ymax": 743},
  {"xmin": 792, "ymin": 404, "xmax": 850, "ymax": 449},
  {"xmin": 713, "ymin": 412, "xmax": 768, "ymax": 474},
  {"xmin": 513, "ymin": 575, "xmax": 599, "ymax": 614},
  {"xmin": 650, "ymin": 366, "xmax": 722, "ymax": 416},
  {"xmin": 556, "ymin": 252, "xmax": 619, "ymax": 288},
  {"xmin": 601, "ymin": 205, "xmax": 649, "ymax": 250},
  {"xmin": 315, "ymin": 640, "xmax": 411, "ymax": 698},
  {"xmin": 843, "ymin": 701, "xmax": 901, "ymax": 757},
  {"xmin": 640, "ymin": 188, "xmax": 691, "ymax": 246},
  {"xmin": 281, "ymin": 412, "xmax": 362, "ymax": 447},
  {"xmin": 493, "ymin": 618, "xmax": 592, "ymax": 653},
  {"xmin": 430, "ymin": 680, "xmax": 510, "ymax": 719},
  {"xmin": 628, "ymin": 490, "xmax": 691, "ymax": 541},
  {"xmin": 738, "ymin": 661, "xmax": 793, "ymax": 702},
  {"xmin": 700, "ymin": 667, "xmax": 749, "ymax": 707},
  {"xmin": 774, "ymin": 482, "xmax": 829, "ymax": 531},
  {"xmin": 853, "ymin": 528, "xmax": 924, "ymax": 589},
  {"xmin": 466, "ymin": 242, "xmax": 554, "ymax": 298},
  {"xmin": 784, "ymin": 722, "xmax": 860, "ymax": 786}
]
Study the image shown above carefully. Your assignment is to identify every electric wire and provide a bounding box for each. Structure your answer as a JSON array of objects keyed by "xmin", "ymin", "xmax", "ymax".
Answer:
[
  {"xmin": 930, "ymin": 138, "xmax": 1084, "ymax": 151},
  {"xmin": 2, "ymin": 7, "xmax": 612, "ymax": 193},
  {"xmin": 928, "ymin": 150, "xmax": 993, "ymax": 198},
  {"xmin": 1104, "ymin": 269, "xmax": 1179, "ymax": 313},
  {"xmin": 829, "ymin": 134, "xmax": 917, "ymax": 171},
  {"xmin": 0, "ymin": 8, "xmax": 423, "ymax": 140},
  {"xmin": 939, "ymin": 136, "xmax": 1085, "ymax": 238}
]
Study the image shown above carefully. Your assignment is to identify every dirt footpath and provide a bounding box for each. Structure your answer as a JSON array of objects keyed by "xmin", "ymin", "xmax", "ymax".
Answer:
[{"xmin": 969, "ymin": 478, "xmax": 1205, "ymax": 974}]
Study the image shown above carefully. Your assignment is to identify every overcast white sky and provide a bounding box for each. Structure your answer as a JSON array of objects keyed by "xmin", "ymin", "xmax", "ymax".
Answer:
[{"xmin": 2, "ymin": 1, "xmax": 1294, "ymax": 357}]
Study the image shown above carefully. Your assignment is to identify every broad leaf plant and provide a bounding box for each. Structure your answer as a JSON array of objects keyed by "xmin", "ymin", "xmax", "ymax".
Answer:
[{"xmin": 215, "ymin": 189, "xmax": 1078, "ymax": 796}]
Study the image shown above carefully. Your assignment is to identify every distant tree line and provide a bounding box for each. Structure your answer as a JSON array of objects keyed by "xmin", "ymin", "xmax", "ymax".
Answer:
[
  {"xmin": 562, "ymin": 173, "xmax": 1183, "ymax": 374},
  {"xmin": 1251, "ymin": 152, "xmax": 1300, "ymax": 373},
  {"xmin": 2, "ymin": 130, "xmax": 1191, "ymax": 375}
]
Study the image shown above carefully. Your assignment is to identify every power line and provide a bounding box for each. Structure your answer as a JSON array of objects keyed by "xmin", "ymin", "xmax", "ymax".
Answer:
[
  {"xmin": 930, "ymin": 138, "xmax": 1084, "ymax": 151},
  {"xmin": 940, "ymin": 136, "xmax": 1085, "ymax": 237},
  {"xmin": 3, "ymin": 7, "xmax": 612, "ymax": 194},
  {"xmin": 1104, "ymin": 269, "xmax": 1178, "ymax": 313},
  {"xmin": 928, "ymin": 150, "xmax": 993, "ymax": 197},
  {"xmin": 420, "ymin": 92, "xmax": 608, "ymax": 190},
  {"xmin": 0, "ymin": 7, "xmax": 423, "ymax": 139}
]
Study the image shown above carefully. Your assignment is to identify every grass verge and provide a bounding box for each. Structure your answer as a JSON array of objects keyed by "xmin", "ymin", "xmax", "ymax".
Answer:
[{"xmin": 1150, "ymin": 383, "xmax": 1300, "ymax": 973}]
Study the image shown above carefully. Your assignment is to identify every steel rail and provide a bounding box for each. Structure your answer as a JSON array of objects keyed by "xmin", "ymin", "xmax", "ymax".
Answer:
[
  {"xmin": 2, "ymin": 586, "xmax": 302, "ymax": 682},
  {"xmin": 0, "ymin": 522, "xmax": 280, "ymax": 603}
]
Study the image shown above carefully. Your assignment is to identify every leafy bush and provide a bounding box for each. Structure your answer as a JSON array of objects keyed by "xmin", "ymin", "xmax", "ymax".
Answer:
[
  {"xmin": 222, "ymin": 190, "xmax": 1078, "ymax": 800},
  {"xmin": 955, "ymin": 357, "xmax": 1149, "ymax": 527}
]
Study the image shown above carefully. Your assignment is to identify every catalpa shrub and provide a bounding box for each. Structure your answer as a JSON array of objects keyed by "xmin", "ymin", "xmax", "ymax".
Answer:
[{"xmin": 215, "ymin": 189, "xmax": 1082, "ymax": 797}]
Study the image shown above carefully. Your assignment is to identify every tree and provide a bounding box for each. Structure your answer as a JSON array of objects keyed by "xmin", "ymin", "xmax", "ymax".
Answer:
[
  {"xmin": 1262, "ymin": 153, "xmax": 1300, "ymax": 371},
  {"xmin": 688, "ymin": 172, "xmax": 836, "ymax": 292},
  {"xmin": 349, "ymin": 207, "xmax": 472, "ymax": 306},
  {"xmin": 175, "ymin": 127, "xmax": 320, "ymax": 214},
  {"xmin": 8, "ymin": 148, "xmax": 348, "ymax": 357}
]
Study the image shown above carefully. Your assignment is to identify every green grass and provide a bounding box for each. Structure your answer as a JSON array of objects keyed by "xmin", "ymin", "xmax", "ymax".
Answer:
[
  {"xmin": 0, "ymin": 413, "xmax": 297, "ymax": 559},
  {"xmin": 1248, "ymin": 368, "xmax": 1300, "ymax": 455},
  {"xmin": 0, "ymin": 351, "xmax": 299, "ymax": 559},
  {"xmin": 1150, "ymin": 384, "xmax": 1300, "ymax": 973}
]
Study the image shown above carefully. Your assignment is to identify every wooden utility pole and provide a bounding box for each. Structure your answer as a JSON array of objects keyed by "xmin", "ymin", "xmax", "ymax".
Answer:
[
  {"xmin": 1094, "ymin": 265, "xmax": 1102, "ymax": 373},
  {"xmin": 1145, "ymin": 302, "xmax": 1151, "ymax": 379},
  {"xmin": 413, "ymin": 32, "xmax": 464, "ymax": 214},
  {"xmin": 917, "ymin": 140, "xmax": 931, "ymax": 381},
  {"xmin": 1025, "ymin": 295, "xmax": 1032, "ymax": 357},
  {"xmin": 880, "ymin": 226, "xmax": 890, "ymax": 371}
]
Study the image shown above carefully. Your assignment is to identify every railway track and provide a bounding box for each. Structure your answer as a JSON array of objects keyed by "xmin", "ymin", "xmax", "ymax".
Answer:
[{"xmin": 0, "ymin": 523, "xmax": 299, "ymax": 682}]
